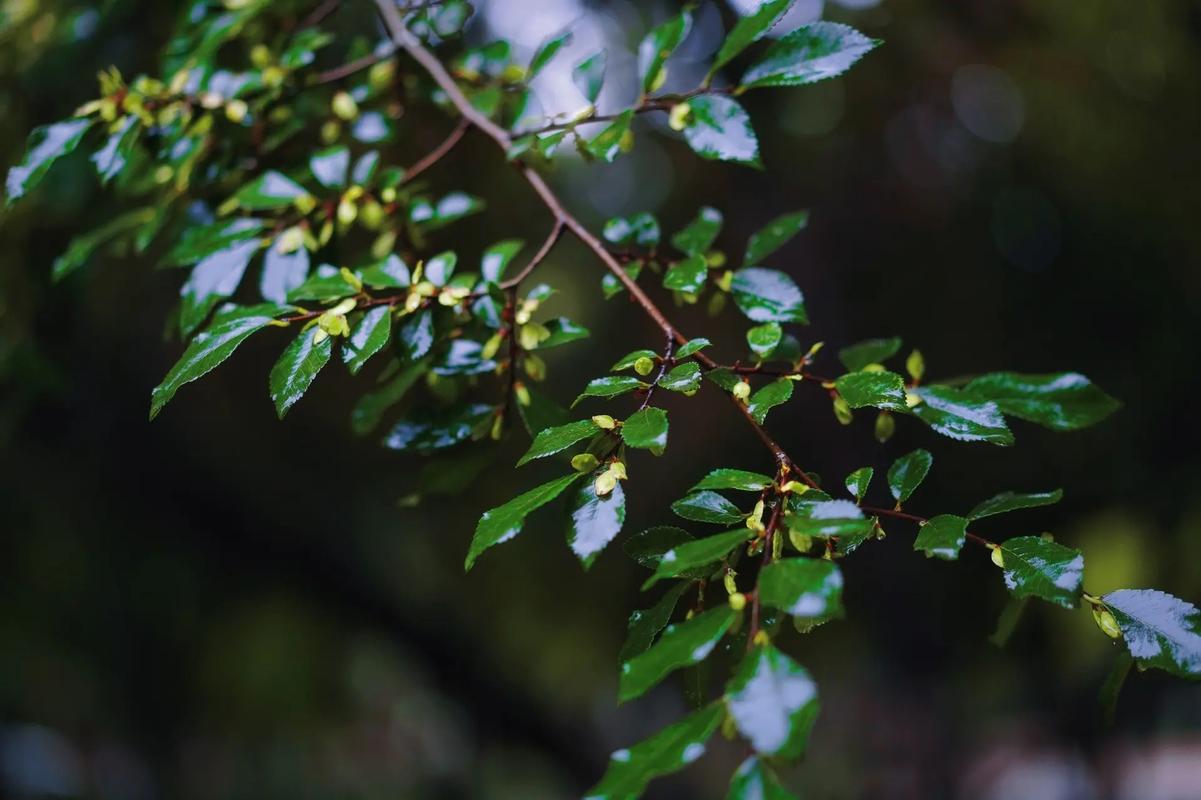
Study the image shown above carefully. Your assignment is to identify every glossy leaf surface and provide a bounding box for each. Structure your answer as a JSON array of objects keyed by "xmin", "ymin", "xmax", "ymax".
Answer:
[
  {"xmin": 466, "ymin": 473, "xmax": 583, "ymax": 570},
  {"xmin": 672, "ymin": 491, "xmax": 746, "ymax": 525},
  {"xmin": 585, "ymin": 704, "xmax": 722, "ymax": 800},
  {"xmin": 965, "ymin": 372, "xmax": 1120, "ymax": 432},
  {"xmin": 683, "ymin": 95, "xmax": 761, "ymax": 167},
  {"xmin": 968, "ymin": 489, "xmax": 1063, "ymax": 521},
  {"xmin": 726, "ymin": 644, "xmax": 819, "ymax": 758},
  {"xmin": 758, "ymin": 558, "xmax": 844, "ymax": 621},
  {"xmin": 619, "ymin": 606, "xmax": 735, "ymax": 701},
  {"xmin": 913, "ymin": 514, "xmax": 968, "ymax": 560},
  {"xmin": 518, "ymin": 419, "xmax": 600, "ymax": 465},
  {"xmin": 622, "ymin": 407, "xmax": 669, "ymax": 453},
  {"xmin": 730, "ymin": 268, "xmax": 807, "ymax": 323},
  {"xmin": 568, "ymin": 478, "xmax": 626, "ymax": 569},
  {"xmin": 741, "ymin": 22, "xmax": 880, "ymax": 89},
  {"xmin": 998, "ymin": 536, "xmax": 1084, "ymax": 609},
  {"xmin": 1102, "ymin": 590, "xmax": 1201, "ymax": 678},
  {"xmin": 887, "ymin": 448, "xmax": 932, "ymax": 503},
  {"xmin": 270, "ymin": 327, "xmax": 333, "ymax": 418}
]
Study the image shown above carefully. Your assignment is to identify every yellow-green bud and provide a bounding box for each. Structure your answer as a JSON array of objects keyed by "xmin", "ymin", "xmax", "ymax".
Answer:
[
  {"xmin": 293, "ymin": 193, "xmax": 318, "ymax": 215},
  {"xmin": 481, "ymin": 332, "xmax": 503, "ymax": 361},
  {"xmin": 619, "ymin": 128, "xmax": 635, "ymax": 153},
  {"xmin": 752, "ymin": 630, "xmax": 771, "ymax": 646},
  {"xmin": 594, "ymin": 470, "xmax": 617, "ymax": 497},
  {"xmin": 649, "ymin": 65, "xmax": 668, "ymax": 93},
  {"xmin": 519, "ymin": 322, "xmax": 550, "ymax": 351},
  {"xmin": 571, "ymin": 453, "xmax": 600, "ymax": 473},
  {"xmin": 331, "ymin": 90, "xmax": 359, "ymax": 120},
  {"xmin": 905, "ymin": 390, "xmax": 923, "ymax": 408},
  {"xmin": 728, "ymin": 592, "xmax": 747, "ymax": 612},
  {"xmin": 338, "ymin": 268, "xmax": 362, "ymax": 292},
  {"xmin": 633, "ymin": 356, "xmax": 655, "ymax": 376},
  {"xmin": 337, "ymin": 197, "xmax": 358, "ymax": 225},
  {"xmin": 668, "ymin": 102, "xmax": 692, "ymax": 131},
  {"xmin": 501, "ymin": 63, "xmax": 527, "ymax": 83},
  {"xmin": 706, "ymin": 250, "xmax": 726, "ymax": 268},
  {"xmin": 989, "ymin": 544, "xmax": 1005, "ymax": 569},
  {"xmin": 320, "ymin": 120, "xmax": 341, "ymax": 144},
  {"xmin": 874, "ymin": 411, "xmax": 895, "ymax": 443},
  {"xmin": 789, "ymin": 530, "xmax": 813, "ymax": 553},
  {"xmin": 403, "ymin": 291, "xmax": 423, "ymax": 313},
  {"xmin": 490, "ymin": 413, "xmax": 504, "ymax": 441},
  {"xmin": 380, "ymin": 187, "xmax": 397, "ymax": 204},
  {"xmin": 906, "ymin": 349, "xmax": 925, "ymax": 383},
  {"xmin": 250, "ymin": 43, "xmax": 272, "ymax": 68},
  {"xmin": 514, "ymin": 381, "xmax": 531, "ymax": 407},
  {"xmin": 723, "ymin": 569, "xmax": 738, "ymax": 596},
  {"xmin": 591, "ymin": 414, "xmax": 616, "ymax": 430},
  {"xmin": 359, "ymin": 199, "xmax": 384, "ymax": 229},
  {"xmin": 833, "ymin": 396, "xmax": 853, "ymax": 425},
  {"xmin": 262, "ymin": 66, "xmax": 286, "ymax": 87},
  {"xmin": 716, "ymin": 270, "xmax": 734, "ymax": 292},
  {"xmin": 224, "ymin": 98, "xmax": 248, "ymax": 123},
  {"xmin": 1092, "ymin": 606, "xmax": 1122, "ymax": 639},
  {"xmin": 524, "ymin": 353, "xmax": 546, "ymax": 381},
  {"xmin": 609, "ymin": 461, "xmax": 628, "ymax": 480},
  {"xmin": 861, "ymin": 362, "xmax": 886, "ymax": 373},
  {"xmin": 277, "ymin": 226, "xmax": 305, "ymax": 254},
  {"xmin": 732, "ymin": 380, "xmax": 751, "ymax": 402},
  {"xmin": 772, "ymin": 528, "xmax": 784, "ymax": 560},
  {"xmin": 746, "ymin": 499, "xmax": 766, "ymax": 533}
]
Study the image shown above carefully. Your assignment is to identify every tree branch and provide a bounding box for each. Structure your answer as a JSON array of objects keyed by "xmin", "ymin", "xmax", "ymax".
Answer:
[
  {"xmin": 499, "ymin": 220, "xmax": 564, "ymax": 290},
  {"xmin": 400, "ymin": 117, "xmax": 471, "ymax": 185},
  {"xmin": 372, "ymin": 0, "xmax": 805, "ymax": 477}
]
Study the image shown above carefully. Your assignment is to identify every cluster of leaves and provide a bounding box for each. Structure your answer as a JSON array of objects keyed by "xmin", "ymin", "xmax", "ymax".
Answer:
[{"xmin": 6, "ymin": 1, "xmax": 1199, "ymax": 797}]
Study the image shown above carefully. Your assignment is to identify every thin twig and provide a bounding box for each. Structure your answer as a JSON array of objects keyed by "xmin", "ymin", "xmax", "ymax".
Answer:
[
  {"xmin": 499, "ymin": 220, "xmax": 564, "ymax": 290},
  {"xmin": 637, "ymin": 330, "xmax": 676, "ymax": 412},
  {"xmin": 861, "ymin": 505, "xmax": 993, "ymax": 547},
  {"xmin": 313, "ymin": 46, "xmax": 396, "ymax": 84},
  {"xmin": 399, "ymin": 117, "xmax": 470, "ymax": 185}
]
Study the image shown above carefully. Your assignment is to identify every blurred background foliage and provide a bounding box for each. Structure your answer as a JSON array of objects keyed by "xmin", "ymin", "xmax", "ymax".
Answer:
[{"xmin": 2, "ymin": 0, "xmax": 1200, "ymax": 798}]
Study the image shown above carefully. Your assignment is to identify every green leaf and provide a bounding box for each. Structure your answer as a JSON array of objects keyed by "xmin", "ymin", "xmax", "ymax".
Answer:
[
  {"xmin": 743, "ymin": 210, "xmax": 809, "ymax": 266},
  {"xmin": 286, "ymin": 263, "xmax": 357, "ymax": 302},
  {"xmin": 516, "ymin": 381, "xmax": 571, "ymax": 437},
  {"xmin": 465, "ymin": 473, "xmax": 583, "ymax": 570},
  {"xmin": 567, "ymin": 477, "xmax": 626, "ymax": 568},
  {"xmin": 911, "ymin": 385, "xmax": 1014, "ymax": 445},
  {"xmin": 758, "ymin": 558, "xmax": 844, "ymax": 621},
  {"xmin": 676, "ymin": 338, "xmax": 712, "ymax": 358},
  {"xmin": 747, "ymin": 323, "xmax": 783, "ymax": 359},
  {"xmin": 660, "ymin": 362, "xmax": 702, "ymax": 393},
  {"xmin": 785, "ymin": 500, "xmax": 873, "ymax": 540},
  {"xmin": 741, "ymin": 22, "xmax": 880, "ymax": 90},
  {"xmin": 838, "ymin": 336, "xmax": 902, "ymax": 372},
  {"xmin": 149, "ymin": 303, "xmax": 286, "ymax": 419},
  {"xmin": 585, "ymin": 704, "xmax": 723, "ymax": 800},
  {"xmin": 968, "ymin": 489, "xmax": 1063, "ymax": 521},
  {"xmin": 52, "ymin": 208, "xmax": 154, "ymax": 282},
  {"xmin": 572, "ymin": 50, "xmax": 606, "ymax": 104},
  {"xmin": 360, "ymin": 254, "xmax": 409, "ymax": 290},
  {"xmin": 644, "ymin": 529, "xmax": 751, "ymax": 589},
  {"xmin": 233, "ymin": 170, "xmax": 307, "ymax": 210},
  {"xmin": 712, "ymin": 0, "xmax": 796, "ymax": 73},
  {"xmin": 748, "ymin": 379, "xmax": 793, "ymax": 424},
  {"xmin": 260, "ymin": 245, "xmax": 311, "ymax": 303},
  {"xmin": 845, "ymin": 467, "xmax": 873, "ymax": 502},
  {"xmin": 622, "ymin": 407, "xmax": 669, "ymax": 453},
  {"xmin": 621, "ymin": 583, "xmax": 691, "ymax": 662},
  {"xmin": 730, "ymin": 268, "xmax": 807, "ymax": 323},
  {"xmin": 518, "ymin": 419, "xmax": 600, "ymax": 465},
  {"xmin": 179, "ymin": 236, "xmax": 262, "ymax": 335},
  {"xmin": 727, "ymin": 757, "xmax": 799, "ymax": 800},
  {"xmin": 619, "ymin": 606, "xmax": 735, "ymax": 702},
  {"xmin": 6, "ymin": 118, "xmax": 92, "ymax": 206},
  {"xmin": 92, "ymin": 116, "xmax": 139, "ymax": 184},
  {"xmin": 269, "ymin": 327, "xmax": 333, "ymax": 419},
  {"xmin": 671, "ymin": 207, "xmax": 723, "ymax": 254},
  {"xmin": 624, "ymin": 526, "xmax": 697, "ymax": 571},
  {"xmin": 726, "ymin": 644, "xmax": 819, "ymax": 758},
  {"xmin": 835, "ymin": 370, "xmax": 906, "ymax": 411},
  {"xmin": 383, "ymin": 402, "xmax": 492, "ymax": 452},
  {"xmin": 397, "ymin": 309, "xmax": 435, "ymax": 361},
  {"xmin": 309, "ymin": 146, "xmax": 349, "ymax": 188},
  {"xmin": 574, "ymin": 375, "xmax": 646, "ymax": 405},
  {"xmin": 965, "ymin": 372, "xmax": 1120, "ymax": 432},
  {"xmin": 350, "ymin": 358, "xmax": 429, "ymax": 435},
  {"xmin": 663, "ymin": 254, "xmax": 709, "ymax": 294},
  {"xmin": 342, "ymin": 306, "xmax": 392, "ymax": 375},
  {"xmin": 422, "ymin": 251, "xmax": 457, "ymax": 285},
  {"xmin": 409, "ymin": 192, "xmax": 483, "ymax": 230},
  {"xmin": 603, "ymin": 213, "xmax": 660, "ymax": 247},
  {"xmin": 480, "ymin": 240, "xmax": 524, "ymax": 283},
  {"xmin": 998, "ymin": 536, "xmax": 1084, "ymax": 609},
  {"xmin": 529, "ymin": 31, "xmax": 572, "ymax": 78},
  {"xmin": 637, "ymin": 11, "xmax": 692, "ymax": 92},
  {"xmin": 613, "ymin": 350, "xmax": 659, "ymax": 371},
  {"xmin": 672, "ymin": 491, "xmax": 745, "ymax": 525},
  {"xmin": 538, "ymin": 317, "xmax": 591, "ymax": 349},
  {"xmin": 164, "ymin": 218, "xmax": 265, "ymax": 268},
  {"xmin": 913, "ymin": 514, "xmax": 968, "ymax": 560},
  {"xmin": 683, "ymin": 95, "xmax": 761, "ymax": 167},
  {"xmin": 887, "ymin": 448, "xmax": 932, "ymax": 503},
  {"xmin": 1101, "ymin": 590, "xmax": 1201, "ymax": 679},
  {"xmin": 586, "ymin": 109, "xmax": 633, "ymax": 163},
  {"xmin": 691, "ymin": 468, "xmax": 773, "ymax": 493}
]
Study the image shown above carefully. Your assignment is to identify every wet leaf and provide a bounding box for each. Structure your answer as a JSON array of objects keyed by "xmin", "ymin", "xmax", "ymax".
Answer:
[
  {"xmin": 342, "ymin": 306, "xmax": 392, "ymax": 374},
  {"xmin": 748, "ymin": 379, "xmax": 793, "ymax": 424},
  {"xmin": 965, "ymin": 372, "xmax": 1120, "ymax": 432},
  {"xmin": 844, "ymin": 467, "xmax": 873, "ymax": 502},
  {"xmin": 727, "ymin": 756, "xmax": 799, "ymax": 800},
  {"xmin": 568, "ymin": 477, "xmax": 626, "ymax": 568},
  {"xmin": 671, "ymin": 206, "xmax": 723, "ymax": 254},
  {"xmin": 838, "ymin": 336, "xmax": 902, "ymax": 372},
  {"xmin": 683, "ymin": 95, "xmax": 761, "ymax": 167},
  {"xmin": 887, "ymin": 448, "xmax": 932, "ymax": 503},
  {"xmin": 572, "ymin": 50, "xmax": 607, "ymax": 103},
  {"xmin": 910, "ymin": 385, "xmax": 1014, "ymax": 445},
  {"xmin": 584, "ymin": 704, "xmax": 722, "ymax": 800},
  {"xmin": 663, "ymin": 254, "xmax": 709, "ymax": 294},
  {"xmin": 518, "ymin": 419, "xmax": 600, "ymax": 465},
  {"xmin": 741, "ymin": 22, "xmax": 880, "ymax": 90},
  {"xmin": 622, "ymin": 407, "xmax": 669, "ymax": 453},
  {"xmin": 968, "ymin": 489, "xmax": 1063, "ymax": 521},
  {"xmin": 690, "ymin": 468, "xmax": 773, "ymax": 493},
  {"xmin": 726, "ymin": 644, "xmax": 819, "ymax": 758},
  {"xmin": 835, "ymin": 370, "xmax": 907, "ymax": 411},
  {"xmin": 465, "ymin": 473, "xmax": 583, "ymax": 570},
  {"xmin": 6, "ymin": 117, "xmax": 92, "ymax": 206},
  {"xmin": 730, "ymin": 268, "xmax": 807, "ymax": 323},
  {"xmin": 232, "ymin": 170, "xmax": 307, "ymax": 210},
  {"xmin": 712, "ymin": 0, "xmax": 796, "ymax": 73},
  {"xmin": 644, "ymin": 528, "xmax": 750, "ymax": 588},
  {"xmin": 672, "ymin": 491, "xmax": 745, "ymax": 525},
  {"xmin": 619, "ymin": 606, "xmax": 735, "ymax": 702},
  {"xmin": 621, "ymin": 583, "xmax": 692, "ymax": 662},
  {"xmin": 913, "ymin": 514, "xmax": 968, "ymax": 560},
  {"xmin": 269, "ymin": 326, "xmax": 333, "ymax": 418},
  {"xmin": 758, "ymin": 558, "xmax": 844, "ymax": 621},
  {"xmin": 743, "ymin": 210, "xmax": 808, "ymax": 266},
  {"xmin": 998, "ymin": 536, "xmax": 1084, "ymax": 609},
  {"xmin": 637, "ymin": 11, "xmax": 692, "ymax": 92},
  {"xmin": 1101, "ymin": 590, "xmax": 1201, "ymax": 679}
]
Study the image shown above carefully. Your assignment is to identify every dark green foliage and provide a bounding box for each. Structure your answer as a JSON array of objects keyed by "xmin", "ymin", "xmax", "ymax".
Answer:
[{"xmin": 7, "ymin": 3, "xmax": 1190, "ymax": 797}]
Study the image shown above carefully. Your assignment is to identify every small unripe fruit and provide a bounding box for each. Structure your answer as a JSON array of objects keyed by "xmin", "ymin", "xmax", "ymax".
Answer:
[
  {"xmin": 595, "ymin": 471, "xmax": 617, "ymax": 497},
  {"xmin": 592, "ymin": 414, "xmax": 616, "ymax": 430},
  {"xmin": 732, "ymin": 380, "xmax": 751, "ymax": 402},
  {"xmin": 224, "ymin": 99, "xmax": 248, "ymax": 123},
  {"xmin": 990, "ymin": 544, "xmax": 1005, "ymax": 569},
  {"xmin": 633, "ymin": 356, "xmax": 655, "ymax": 376},
  {"xmin": 906, "ymin": 349, "xmax": 925, "ymax": 383},
  {"xmin": 571, "ymin": 453, "xmax": 600, "ymax": 473},
  {"xmin": 1092, "ymin": 606, "xmax": 1122, "ymax": 639},
  {"xmin": 331, "ymin": 90, "xmax": 359, "ymax": 120},
  {"xmin": 728, "ymin": 592, "xmax": 747, "ymax": 612},
  {"xmin": 833, "ymin": 396, "xmax": 853, "ymax": 425},
  {"xmin": 668, "ymin": 102, "xmax": 691, "ymax": 131}
]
